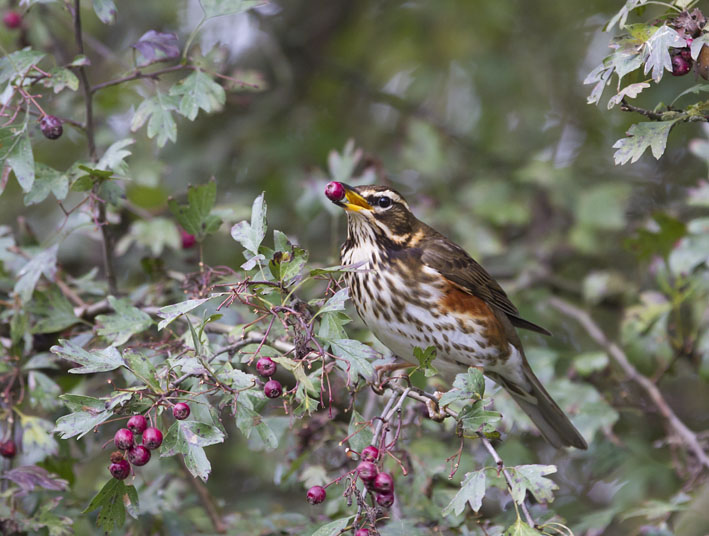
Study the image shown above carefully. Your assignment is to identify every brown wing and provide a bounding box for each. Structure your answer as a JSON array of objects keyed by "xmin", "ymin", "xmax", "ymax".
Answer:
[{"xmin": 418, "ymin": 226, "xmax": 551, "ymax": 336}]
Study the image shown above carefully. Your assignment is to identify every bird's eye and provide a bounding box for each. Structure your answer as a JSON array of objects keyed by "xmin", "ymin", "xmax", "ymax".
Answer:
[{"xmin": 377, "ymin": 197, "xmax": 392, "ymax": 209}]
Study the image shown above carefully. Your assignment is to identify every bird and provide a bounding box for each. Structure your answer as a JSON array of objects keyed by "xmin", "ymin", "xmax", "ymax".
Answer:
[{"xmin": 324, "ymin": 181, "xmax": 587, "ymax": 449}]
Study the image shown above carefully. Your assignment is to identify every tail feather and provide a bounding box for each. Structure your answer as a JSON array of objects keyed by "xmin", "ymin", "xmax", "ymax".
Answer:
[{"xmin": 496, "ymin": 367, "xmax": 588, "ymax": 450}]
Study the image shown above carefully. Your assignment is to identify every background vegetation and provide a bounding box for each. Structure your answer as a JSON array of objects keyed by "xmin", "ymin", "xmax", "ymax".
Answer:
[{"xmin": 1, "ymin": 0, "xmax": 708, "ymax": 534}]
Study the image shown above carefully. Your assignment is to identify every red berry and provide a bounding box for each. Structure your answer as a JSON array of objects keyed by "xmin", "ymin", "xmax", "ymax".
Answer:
[
  {"xmin": 672, "ymin": 55, "xmax": 691, "ymax": 76},
  {"xmin": 142, "ymin": 427, "xmax": 163, "ymax": 450},
  {"xmin": 264, "ymin": 379, "xmax": 282, "ymax": 399},
  {"xmin": 127, "ymin": 415, "xmax": 148, "ymax": 435},
  {"xmin": 356, "ymin": 461, "xmax": 378, "ymax": 484},
  {"xmin": 355, "ymin": 530, "xmax": 372, "ymax": 536},
  {"xmin": 256, "ymin": 357, "xmax": 277, "ymax": 377},
  {"xmin": 3, "ymin": 11, "xmax": 21, "ymax": 29},
  {"xmin": 680, "ymin": 47, "xmax": 692, "ymax": 61},
  {"xmin": 361, "ymin": 445, "xmax": 379, "ymax": 462},
  {"xmin": 0, "ymin": 440, "xmax": 17, "ymax": 458},
  {"xmin": 114, "ymin": 428, "xmax": 134, "ymax": 450},
  {"xmin": 39, "ymin": 115, "xmax": 63, "ymax": 140},
  {"xmin": 172, "ymin": 402, "xmax": 190, "ymax": 420},
  {"xmin": 126, "ymin": 445, "xmax": 151, "ymax": 466},
  {"xmin": 306, "ymin": 485, "xmax": 326, "ymax": 505},
  {"xmin": 325, "ymin": 181, "xmax": 346, "ymax": 202},
  {"xmin": 373, "ymin": 472, "xmax": 394, "ymax": 493},
  {"xmin": 109, "ymin": 459, "xmax": 131, "ymax": 480},
  {"xmin": 375, "ymin": 492, "xmax": 394, "ymax": 508},
  {"xmin": 180, "ymin": 228, "xmax": 196, "ymax": 249}
]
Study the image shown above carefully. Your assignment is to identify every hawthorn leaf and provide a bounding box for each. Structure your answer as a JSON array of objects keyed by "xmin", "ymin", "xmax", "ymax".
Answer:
[
  {"xmin": 643, "ymin": 26, "xmax": 685, "ymax": 82},
  {"xmin": 0, "ymin": 49, "xmax": 46, "ymax": 85},
  {"xmin": 316, "ymin": 287, "xmax": 349, "ymax": 316},
  {"xmin": 92, "ymin": 0, "xmax": 117, "ymax": 24},
  {"xmin": 54, "ymin": 393, "xmax": 130, "ymax": 439},
  {"xmin": 607, "ymin": 82, "xmax": 650, "ymax": 109},
  {"xmin": 132, "ymin": 30, "xmax": 179, "ymax": 67},
  {"xmin": 168, "ymin": 181, "xmax": 222, "ymax": 240},
  {"xmin": 200, "ymin": 0, "xmax": 267, "ymax": 19},
  {"xmin": 584, "ymin": 63, "xmax": 613, "ymax": 105},
  {"xmin": 439, "ymin": 367, "xmax": 485, "ymax": 407},
  {"xmin": 50, "ymin": 339, "xmax": 123, "ymax": 373},
  {"xmin": 123, "ymin": 351, "xmax": 161, "ymax": 392},
  {"xmin": 156, "ymin": 296, "xmax": 217, "ymax": 330},
  {"xmin": 39, "ymin": 67, "xmax": 79, "ymax": 93},
  {"xmin": 311, "ymin": 517, "xmax": 353, "ymax": 536},
  {"xmin": 508, "ymin": 464, "xmax": 558, "ymax": 505},
  {"xmin": 1, "ymin": 466, "xmax": 68, "ymax": 497},
  {"xmin": 19, "ymin": 414, "xmax": 58, "ymax": 464},
  {"xmin": 29, "ymin": 285, "xmax": 78, "ymax": 334},
  {"xmin": 14, "ymin": 244, "xmax": 58, "ymax": 302},
  {"xmin": 613, "ymin": 119, "xmax": 679, "ymax": 165},
  {"xmin": 347, "ymin": 410, "xmax": 373, "ymax": 453},
  {"xmin": 130, "ymin": 90, "xmax": 178, "ymax": 147},
  {"xmin": 230, "ymin": 192, "xmax": 267, "ymax": 254},
  {"xmin": 96, "ymin": 296, "xmax": 153, "ymax": 346},
  {"xmin": 459, "ymin": 402, "xmax": 501, "ymax": 436},
  {"xmin": 170, "ymin": 70, "xmax": 226, "ymax": 121},
  {"xmin": 97, "ymin": 138, "xmax": 134, "ymax": 174},
  {"xmin": 161, "ymin": 421, "xmax": 226, "ymax": 481},
  {"xmin": 504, "ymin": 519, "xmax": 542, "ymax": 536},
  {"xmin": 235, "ymin": 393, "xmax": 279, "ymax": 451},
  {"xmin": 6, "ymin": 128, "xmax": 34, "ymax": 191},
  {"xmin": 83, "ymin": 479, "xmax": 138, "ymax": 534},
  {"xmin": 317, "ymin": 311, "xmax": 349, "ymax": 341},
  {"xmin": 23, "ymin": 163, "xmax": 69, "ymax": 205},
  {"xmin": 329, "ymin": 338, "xmax": 375, "ymax": 381},
  {"xmin": 442, "ymin": 469, "xmax": 486, "ymax": 516}
]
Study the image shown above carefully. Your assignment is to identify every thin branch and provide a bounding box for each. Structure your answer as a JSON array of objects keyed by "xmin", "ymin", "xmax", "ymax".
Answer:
[
  {"xmin": 90, "ymin": 64, "xmax": 190, "ymax": 94},
  {"xmin": 619, "ymin": 98, "xmax": 709, "ymax": 122},
  {"xmin": 548, "ymin": 297, "xmax": 709, "ymax": 471}
]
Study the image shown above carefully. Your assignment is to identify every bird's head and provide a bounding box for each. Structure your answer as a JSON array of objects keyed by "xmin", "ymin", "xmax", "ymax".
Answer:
[{"xmin": 325, "ymin": 182, "xmax": 418, "ymax": 244}]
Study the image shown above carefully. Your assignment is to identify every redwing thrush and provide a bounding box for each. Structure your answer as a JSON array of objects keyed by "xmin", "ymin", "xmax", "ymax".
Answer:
[{"xmin": 326, "ymin": 181, "xmax": 587, "ymax": 449}]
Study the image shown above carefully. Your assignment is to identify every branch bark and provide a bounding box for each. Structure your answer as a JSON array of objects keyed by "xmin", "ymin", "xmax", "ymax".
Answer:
[{"xmin": 548, "ymin": 297, "xmax": 709, "ymax": 471}]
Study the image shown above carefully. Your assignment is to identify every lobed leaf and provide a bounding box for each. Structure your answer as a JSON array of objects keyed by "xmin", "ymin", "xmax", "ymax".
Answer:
[
  {"xmin": 442, "ymin": 469, "xmax": 486, "ymax": 516},
  {"xmin": 50, "ymin": 339, "xmax": 123, "ymax": 374}
]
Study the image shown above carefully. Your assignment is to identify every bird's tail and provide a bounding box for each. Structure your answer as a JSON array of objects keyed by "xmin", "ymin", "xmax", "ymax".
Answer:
[{"xmin": 495, "ymin": 365, "xmax": 588, "ymax": 449}]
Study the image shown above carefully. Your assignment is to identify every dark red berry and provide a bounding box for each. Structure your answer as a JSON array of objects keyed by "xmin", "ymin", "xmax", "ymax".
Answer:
[
  {"xmin": 357, "ymin": 461, "xmax": 378, "ymax": 484},
  {"xmin": 373, "ymin": 472, "xmax": 394, "ymax": 493},
  {"xmin": 142, "ymin": 427, "xmax": 163, "ymax": 450},
  {"xmin": 355, "ymin": 530, "xmax": 372, "ymax": 536},
  {"xmin": 126, "ymin": 445, "xmax": 151, "ymax": 466},
  {"xmin": 39, "ymin": 115, "xmax": 63, "ymax": 140},
  {"xmin": 127, "ymin": 415, "xmax": 148, "ymax": 435},
  {"xmin": 680, "ymin": 47, "xmax": 692, "ymax": 61},
  {"xmin": 114, "ymin": 428, "xmax": 134, "ymax": 450},
  {"xmin": 672, "ymin": 55, "xmax": 691, "ymax": 76},
  {"xmin": 264, "ymin": 379, "xmax": 282, "ymax": 399},
  {"xmin": 306, "ymin": 485, "xmax": 326, "ymax": 505},
  {"xmin": 361, "ymin": 445, "xmax": 379, "ymax": 462},
  {"xmin": 3, "ymin": 11, "xmax": 21, "ymax": 29},
  {"xmin": 172, "ymin": 402, "xmax": 190, "ymax": 420},
  {"xmin": 325, "ymin": 181, "xmax": 346, "ymax": 202},
  {"xmin": 256, "ymin": 357, "xmax": 277, "ymax": 377},
  {"xmin": 0, "ymin": 440, "xmax": 17, "ymax": 458},
  {"xmin": 180, "ymin": 228, "xmax": 196, "ymax": 249},
  {"xmin": 109, "ymin": 459, "xmax": 131, "ymax": 480},
  {"xmin": 375, "ymin": 492, "xmax": 394, "ymax": 508}
]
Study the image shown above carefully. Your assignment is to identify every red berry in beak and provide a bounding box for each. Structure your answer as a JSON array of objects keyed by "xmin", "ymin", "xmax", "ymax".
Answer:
[{"xmin": 325, "ymin": 181, "xmax": 346, "ymax": 202}]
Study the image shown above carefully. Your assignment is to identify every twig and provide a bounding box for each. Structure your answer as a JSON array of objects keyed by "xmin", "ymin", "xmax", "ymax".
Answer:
[
  {"xmin": 90, "ymin": 64, "xmax": 190, "ymax": 93},
  {"xmin": 619, "ymin": 98, "xmax": 709, "ymax": 123},
  {"xmin": 548, "ymin": 297, "xmax": 709, "ymax": 471}
]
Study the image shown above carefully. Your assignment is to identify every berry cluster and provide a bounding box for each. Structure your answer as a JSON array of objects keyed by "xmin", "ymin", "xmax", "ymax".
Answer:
[
  {"xmin": 256, "ymin": 357, "xmax": 282, "ymax": 399},
  {"xmin": 0, "ymin": 439, "xmax": 17, "ymax": 459},
  {"xmin": 107, "ymin": 403, "xmax": 189, "ymax": 479}
]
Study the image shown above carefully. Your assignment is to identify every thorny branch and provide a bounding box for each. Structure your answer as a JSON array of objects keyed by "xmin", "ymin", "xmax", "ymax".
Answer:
[
  {"xmin": 619, "ymin": 98, "xmax": 709, "ymax": 122},
  {"xmin": 548, "ymin": 297, "xmax": 709, "ymax": 471}
]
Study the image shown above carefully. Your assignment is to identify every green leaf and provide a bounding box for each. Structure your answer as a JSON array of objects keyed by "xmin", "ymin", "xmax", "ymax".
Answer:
[
  {"xmin": 347, "ymin": 410, "xmax": 373, "ymax": 453},
  {"xmin": 29, "ymin": 286, "xmax": 79, "ymax": 334},
  {"xmin": 613, "ymin": 119, "xmax": 679, "ymax": 165},
  {"xmin": 168, "ymin": 181, "xmax": 222, "ymax": 240},
  {"xmin": 643, "ymin": 26, "xmax": 684, "ymax": 82},
  {"xmin": 170, "ymin": 70, "xmax": 226, "ymax": 121},
  {"xmin": 0, "ymin": 49, "xmax": 46, "ymax": 85},
  {"xmin": 329, "ymin": 338, "xmax": 375, "ymax": 381},
  {"xmin": 119, "ymin": 218, "xmax": 181, "ymax": 256},
  {"xmin": 92, "ymin": 0, "xmax": 117, "ymax": 24},
  {"xmin": 412, "ymin": 345, "xmax": 438, "ymax": 377},
  {"xmin": 14, "ymin": 244, "xmax": 58, "ymax": 303},
  {"xmin": 200, "ymin": 0, "xmax": 267, "ymax": 19},
  {"xmin": 5, "ymin": 128, "xmax": 34, "ymax": 191},
  {"xmin": 123, "ymin": 351, "xmax": 161, "ymax": 392},
  {"xmin": 39, "ymin": 66, "xmax": 79, "ymax": 93},
  {"xmin": 316, "ymin": 287, "xmax": 349, "ymax": 316},
  {"xmin": 507, "ymin": 464, "xmax": 558, "ymax": 505},
  {"xmin": 97, "ymin": 138, "xmax": 134, "ymax": 174},
  {"xmin": 458, "ymin": 402, "xmax": 500, "ymax": 436},
  {"xmin": 442, "ymin": 469, "xmax": 486, "ymax": 516},
  {"xmin": 310, "ymin": 517, "xmax": 353, "ymax": 536},
  {"xmin": 130, "ymin": 90, "xmax": 178, "ymax": 147},
  {"xmin": 317, "ymin": 312, "xmax": 349, "ymax": 342},
  {"xmin": 230, "ymin": 192, "xmax": 267, "ymax": 255},
  {"xmin": 504, "ymin": 519, "xmax": 542, "ymax": 536},
  {"xmin": 235, "ymin": 392, "xmax": 279, "ymax": 451},
  {"xmin": 50, "ymin": 339, "xmax": 123, "ymax": 373},
  {"xmin": 156, "ymin": 296, "xmax": 218, "ymax": 330},
  {"xmin": 439, "ymin": 367, "xmax": 485, "ymax": 407},
  {"xmin": 96, "ymin": 296, "xmax": 153, "ymax": 346},
  {"xmin": 625, "ymin": 212, "xmax": 687, "ymax": 261},
  {"xmin": 573, "ymin": 351, "xmax": 609, "ymax": 376},
  {"xmin": 161, "ymin": 420, "xmax": 226, "ymax": 481},
  {"xmin": 83, "ymin": 479, "xmax": 138, "ymax": 534},
  {"xmin": 23, "ymin": 163, "xmax": 69, "ymax": 205},
  {"xmin": 54, "ymin": 392, "xmax": 131, "ymax": 439}
]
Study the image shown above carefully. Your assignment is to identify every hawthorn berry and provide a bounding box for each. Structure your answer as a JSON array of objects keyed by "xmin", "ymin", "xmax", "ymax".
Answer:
[
  {"xmin": 0, "ymin": 440, "xmax": 17, "ymax": 458},
  {"xmin": 39, "ymin": 115, "xmax": 63, "ymax": 140},
  {"xmin": 172, "ymin": 402, "xmax": 191, "ymax": 420},
  {"xmin": 264, "ymin": 379, "xmax": 282, "ymax": 399},
  {"xmin": 142, "ymin": 427, "xmax": 163, "ymax": 450},
  {"xmin": 355, "ymin": 530, "xmax": 372, "ymax": 536},
  {"xmin": 127, "ymin": 415, "xmax": 148, "ymax": 435},
  {"xmin": 356, "ymin": 461, "xmax": 378, "ymax": 484},
  {"xmin": 375, "ymin": 491, "xmax": 394, "ymax": 508},
  {"xmin": 325, "ymin": 181, "xmax": 346, "ymax": 202},
  {"xmin": 256, "ymin": 357, "xmax": 277, "ymax": 377},
  {"xmin": 126, "ymin": 445, "xmax": 151, "ymax": 466},
  {"xmin": 109, "ymin": 451, "xmax": 124, "ymax": 464},
  {"xmin": 114, "ymin": 428, "xmax": 134, "ymax": 450},
  {"xmin": 361, "ymin": 445, "xmax": 379, "ymax": 462},
  {"xmin": 306, "ymin": 485, "xmax": 326, "ymax": 504},
  {"xmin": 109, "ymin": 459, "xmax": 131, "ymax": 480},
  {"xmin": 3, "ymin": 11, "xmax": 21, "ymax": 29},
  {"xmin": 373, "ymin": 472, "xmax": 394, "ymax": 493},
  {"xmin": 180, "ymin": 228, "xmax": 196, "ymax": 249},
  {"xmin": 672, "ymin": 54, "xmax": 691, "ymax": 76}
]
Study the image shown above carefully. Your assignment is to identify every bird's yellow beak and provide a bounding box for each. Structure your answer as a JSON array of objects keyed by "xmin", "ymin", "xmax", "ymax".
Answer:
[{"xmin": 342, "ymin": 187, "xmax": 372, "ymax": 212}]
